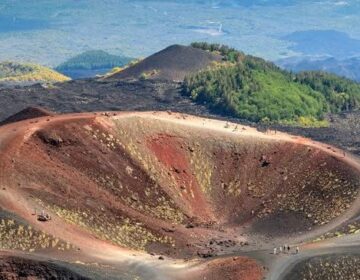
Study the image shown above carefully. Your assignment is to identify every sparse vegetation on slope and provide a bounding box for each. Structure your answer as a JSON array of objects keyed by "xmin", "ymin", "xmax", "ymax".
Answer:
[
  {"xmin": 102, "ymin": 58, "xmax": 143, "ymax": 77},
  {"xmin": 0, "ymin": 212, "xmax": 73, "ymax": 252},
  {"xmin": 0, "ymin": 61, "xmax": 70, "ymax": 84},
  {"xmin": 284, "ymin": 254, "xmax": 360, "ymax": 280},
  {"xmin": 36, "ymin": 199, "xmax": 174, "ymax": 251},
  {"xmin": 186, "ymin": 43, "xmax": 360, "ymax": 125}
]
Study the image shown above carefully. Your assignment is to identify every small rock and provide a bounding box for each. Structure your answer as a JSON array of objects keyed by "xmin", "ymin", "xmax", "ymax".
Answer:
[{"xmin": 162, "ymin": 227, "xmax": 175, "ymax": 233}]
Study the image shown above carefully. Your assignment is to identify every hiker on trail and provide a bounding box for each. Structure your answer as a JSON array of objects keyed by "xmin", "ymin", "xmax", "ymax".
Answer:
[
  {"xmin": 279, "ymin": 246, "xmax": 283, "ymax": 253},
  {"xmin": 287, "ymin": 245, "xmax": 291, "ymax": 252},
  {"xmin": 273, "ymin": 248, "xmax": 277, "ymax": 255},
  {"xmin": 283, "ymin": 245, "xmax": 286, "ymax": 252},
  {"xmin": 296, "ymin": 246, "xmax": 299, "ymax": 254}
]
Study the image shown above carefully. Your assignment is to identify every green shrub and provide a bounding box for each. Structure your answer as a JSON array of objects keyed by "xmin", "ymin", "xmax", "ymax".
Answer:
[
  {"xmin": 184, "ymin": 59, "xmax": 326, "ymax": 123},
  {"xmin": 186, "ymin": 43, "xmax": 360, "ymax": 125}
]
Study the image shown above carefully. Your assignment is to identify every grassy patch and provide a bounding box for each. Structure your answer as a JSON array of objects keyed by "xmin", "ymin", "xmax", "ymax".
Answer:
[
  {"xmin": 36, "ymin": 200, "xmax": 174, "ymax": 251},
  {"xmin": 0, "ymin": 217, "xmax": 73, "ymax": 252}
]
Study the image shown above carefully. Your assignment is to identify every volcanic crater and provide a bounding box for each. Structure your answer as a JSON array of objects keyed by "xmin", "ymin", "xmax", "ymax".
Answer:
[{"xmin": 0, "ymin": 111, "xmax": 359, "ymax": 279}]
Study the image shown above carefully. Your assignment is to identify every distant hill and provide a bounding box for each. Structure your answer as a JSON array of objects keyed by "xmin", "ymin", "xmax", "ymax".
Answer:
[
  {"xmin": 107, "ymin": 45, "xmax": 222, "ymax": 82},
  {"xmin": 277, "ymin": 56, "xmax": 360, "ymax": 82},
  {"xmin": 0, "ymin": 106, "xmax": 55, "ymax": 126},
  {"xmin": 282, "ymin": 30, "xmax": 360, "ymax": 58},
  {"xmin": 0, "ymin": 61, "xmax": 70, "ymax": 86},
  {"xmin": 56, "ymin": 50, "xmax": 133, "ymax": 79},
  {"xmin": 184, "ymin": 43, "xmax": 360, "ymax": 125},
  {"xmin": 2, "ymin": 43, "xmax": 360, "ymax": 128}
]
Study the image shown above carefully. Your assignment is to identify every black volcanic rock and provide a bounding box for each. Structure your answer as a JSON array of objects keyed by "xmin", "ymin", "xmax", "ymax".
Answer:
[
  {"xmin": 107, "ymin": 45, "xmax": 222, "ymax": 82},
  {"xmin": 0, "ymin": 106, "xmax": 55, "ymax": 126}
]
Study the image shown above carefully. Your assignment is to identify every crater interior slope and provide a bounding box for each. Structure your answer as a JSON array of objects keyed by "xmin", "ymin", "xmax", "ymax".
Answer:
[{"xmin": 0, "ymin": 111, "xmax": 359, "ymax": 279}]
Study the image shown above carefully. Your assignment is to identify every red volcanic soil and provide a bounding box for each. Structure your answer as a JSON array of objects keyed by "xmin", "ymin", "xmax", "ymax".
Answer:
[
  {"xmin": 147, "ymin": 133, "xmax": 214, "ymax": 221},
  {"xmin": 0, "ymin": 111, "xmax": 359, "ymax": 279},
  {"xmin": 0, "ymin": 106, "xmax": 55, "ymax": 126},
  {"xmin": 189, "ymin": 257, "xmax": 264, "ymax": 280}
]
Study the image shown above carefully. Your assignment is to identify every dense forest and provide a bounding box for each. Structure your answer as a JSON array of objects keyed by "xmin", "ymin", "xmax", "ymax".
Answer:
[
  {"xmin": 185, "ymin": 42, "xmax": 360, "ymax": 125},
  {"xmin": 56, "ymin": 50, "xmax": 133, "ymax": 71},
  {"xmin": 295, "ymin": 71, "xmax": 360, "ymax": 113}
]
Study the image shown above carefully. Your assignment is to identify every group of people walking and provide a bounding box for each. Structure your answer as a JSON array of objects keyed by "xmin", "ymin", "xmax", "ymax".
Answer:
[{"xmin": 273, "ymin": 245, "xmax": 299, "ymax": 255}]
